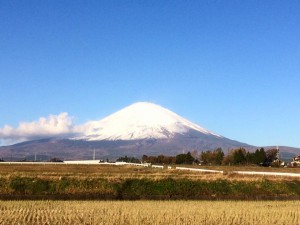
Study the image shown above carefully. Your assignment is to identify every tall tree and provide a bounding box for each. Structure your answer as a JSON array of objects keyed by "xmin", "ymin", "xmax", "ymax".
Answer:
[
  {"xmin": 215, "ymin": 148, "xmax": 224, "ymax": 165},
  {"xmin": 266, "ymin": 149, "xmax": 278, "ymax": 162},
  {"xmin": 200, "ymin": 148, "xmax": 224, "ymax": 165},
  {"xmin": 176, "ymin": 152, "xmax": 194, "ymax": 164},
  {"xmin": 255, "ymin": 148, "xmax": 267, "ymax": 164},
  {"xmin": 233, "ymin": 149, "xmax": 246, "ymax": 164}
]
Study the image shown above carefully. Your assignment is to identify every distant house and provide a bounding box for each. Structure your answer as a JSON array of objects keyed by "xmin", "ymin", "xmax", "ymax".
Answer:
[{"xmin": 292, "ymin": 156, "xmax": 300, "ymax": 166}]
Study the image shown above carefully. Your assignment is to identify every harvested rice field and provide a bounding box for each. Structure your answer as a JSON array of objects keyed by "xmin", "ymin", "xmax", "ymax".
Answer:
[{"xmin": 0, "ymin": 200, "xmax": 299, "ymax": 225}]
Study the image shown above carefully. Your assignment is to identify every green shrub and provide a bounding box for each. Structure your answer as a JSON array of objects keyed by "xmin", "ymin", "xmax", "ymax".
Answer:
[
  {"xmin": 10, "ymin": 177, "xmax": 27, "ymax": 194},
  {"xmin": 4, "ymin": 176, "xmax": 300, "ymax": 200}
]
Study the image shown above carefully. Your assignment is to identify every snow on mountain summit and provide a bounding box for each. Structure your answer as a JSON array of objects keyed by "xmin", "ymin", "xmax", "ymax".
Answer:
[{"xmin": 76, "ymin": 102, "xmax": 221, "ymax": 141}]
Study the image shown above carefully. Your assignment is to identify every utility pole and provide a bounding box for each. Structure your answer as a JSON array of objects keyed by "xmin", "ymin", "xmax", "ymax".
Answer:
[
  {"xmin": 276, "ymin": 145, "xmax": 280, "ymax": 161},
  {"xmin": 93, "ymin": 149, "xmax": 96, "ymax": 160}
]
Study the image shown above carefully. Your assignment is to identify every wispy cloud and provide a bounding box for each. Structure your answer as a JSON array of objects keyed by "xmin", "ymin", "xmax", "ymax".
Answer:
[{"xmin": 0, "ymin": 112, "xmax": 77, "ymax": 145}]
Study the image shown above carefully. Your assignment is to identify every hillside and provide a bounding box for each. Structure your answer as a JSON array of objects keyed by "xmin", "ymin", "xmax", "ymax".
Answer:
[{"xmin": 0, "ymin": 102, "xmax": 298, "ymax": 160}]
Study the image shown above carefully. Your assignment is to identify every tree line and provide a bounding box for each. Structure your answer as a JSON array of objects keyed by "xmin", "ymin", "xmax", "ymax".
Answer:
[
  {"xmin": 139, "ymin": 147, "xmax": 280, "ymax": 166},
  {"xmin": 118, "ymin": 153, "xmax": 196, "ymax": 165},
  {"xmin": 142, "ymin": 152, "xmax": 196, "ymax": 164},
  {"xmin": 218, "ymin": 147, "xmax": 279, "ymax": 166}
]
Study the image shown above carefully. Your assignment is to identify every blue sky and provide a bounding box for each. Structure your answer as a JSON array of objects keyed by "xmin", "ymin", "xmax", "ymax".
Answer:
[{"xmin": 0, "ymin": 0, "xmax": 299, "ymax": 147}]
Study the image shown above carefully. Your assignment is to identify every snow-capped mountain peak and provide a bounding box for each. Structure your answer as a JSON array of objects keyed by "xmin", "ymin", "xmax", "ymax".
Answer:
[{"xmin": 76, "ymin": 102, "xmax": 220, "ymax": 141}]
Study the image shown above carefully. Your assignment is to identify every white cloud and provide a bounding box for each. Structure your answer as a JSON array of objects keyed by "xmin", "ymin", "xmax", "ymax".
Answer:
[{"xmin": 0, "ymin": 112, "xmax": 77, "ymax": 144}]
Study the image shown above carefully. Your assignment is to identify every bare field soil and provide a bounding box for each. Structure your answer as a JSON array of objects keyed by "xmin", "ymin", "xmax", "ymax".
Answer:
[{"xmin": 0, "ymin": 200, "xmax": 299, "ymax": 224}]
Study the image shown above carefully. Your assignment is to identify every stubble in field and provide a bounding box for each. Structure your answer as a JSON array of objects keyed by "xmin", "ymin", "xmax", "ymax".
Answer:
[{"xmin": 0, "ymin": 200, "xmax": 299, "ymax": 225}]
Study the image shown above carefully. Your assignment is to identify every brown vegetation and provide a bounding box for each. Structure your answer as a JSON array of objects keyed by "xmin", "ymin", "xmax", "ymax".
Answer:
[
  {"xmin": 0, "ymin": 200, "xmax": 299, "ymax": 224},
  {"xmin": 1, "ymin": 164, "xmax": 300, "ymax": 181}
]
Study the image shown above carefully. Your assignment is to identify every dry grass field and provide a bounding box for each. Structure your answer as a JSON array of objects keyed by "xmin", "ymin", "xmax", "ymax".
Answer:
[
  {"xmin": 0, "ymin": 200, "xmax": 299, "ymax": 224},
  {"xmin": 1, "ymin": 164, "xmax": 300, "ymax": 181},
  {"xmin": 1, "ymin": 164, "xmax": 300, "ymax": 201}
]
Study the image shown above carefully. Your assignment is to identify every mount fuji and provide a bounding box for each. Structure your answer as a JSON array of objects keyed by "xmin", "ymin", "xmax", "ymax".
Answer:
[
  {"xmin": 75, "ymin": 102, "xmax": 221, "ymax": 141},
  {"xmin": 0, "ymin": 102, "xmax": 252, "ymax": 160}
]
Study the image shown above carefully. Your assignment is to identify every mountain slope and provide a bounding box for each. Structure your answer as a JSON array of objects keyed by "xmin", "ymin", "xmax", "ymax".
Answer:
[
  {"xmin": 0, "ymin": 102, "xmax": 281, "ymax": 160},
  {"xmin": 0, "ymin": 135, "xmax": 251, "ymax": 161}
]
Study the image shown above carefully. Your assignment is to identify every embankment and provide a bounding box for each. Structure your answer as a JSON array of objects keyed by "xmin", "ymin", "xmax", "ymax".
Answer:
[{"xmin": 1, "ymin": 176, "xmax": 300, "ymax": 200}]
